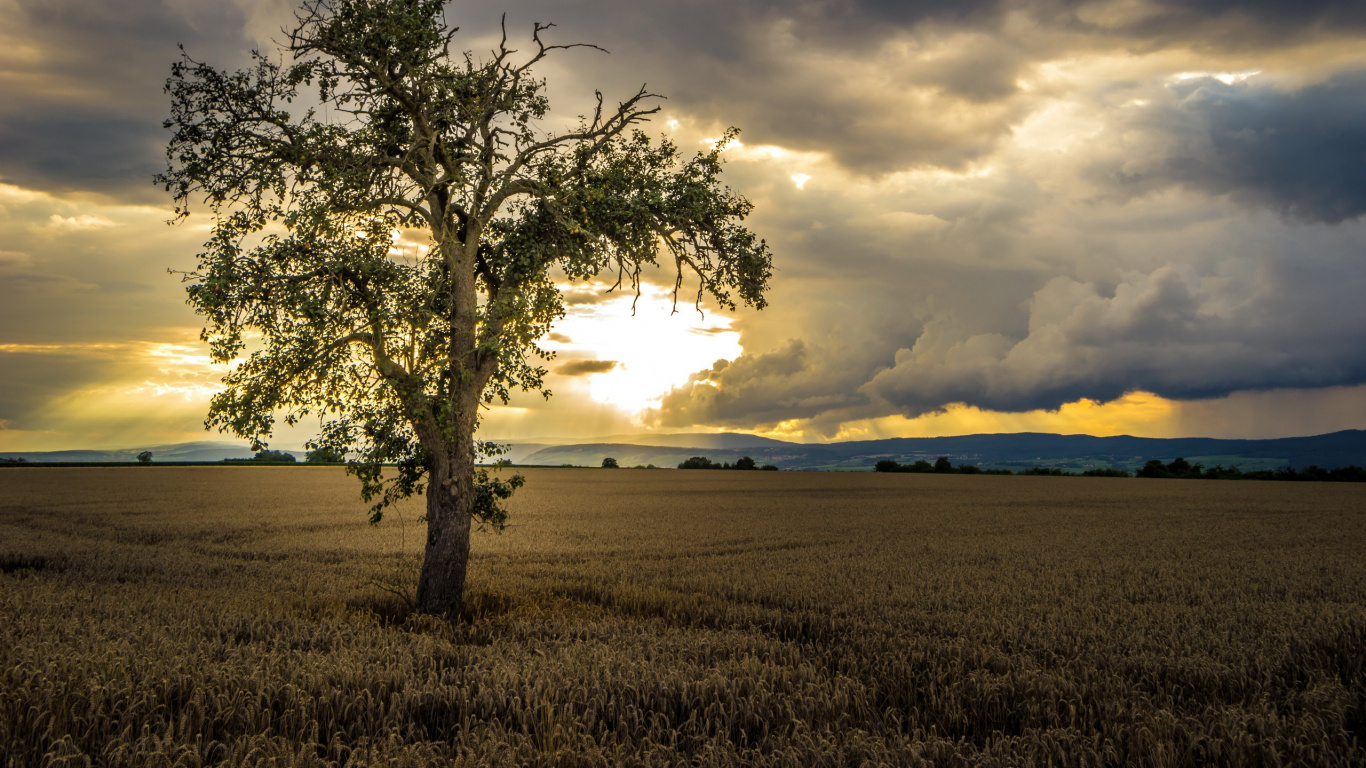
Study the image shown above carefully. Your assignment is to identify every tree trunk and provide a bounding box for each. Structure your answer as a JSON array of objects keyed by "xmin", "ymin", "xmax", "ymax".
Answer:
[
  {"xmin": 413, "ymin": 450, "xmax": 474, "ymax": 620},
  {"xmin": 411, "ymin": 230, "xmax": 486, "ymax": 621}
]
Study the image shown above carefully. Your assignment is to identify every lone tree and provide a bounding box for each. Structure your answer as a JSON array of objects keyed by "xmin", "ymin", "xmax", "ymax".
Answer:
[
  {"xmin": 160, "ymin": 0, "xmax": 771, "ymax": 619},
  {"xmin": 601, "ymin": 457, "xmax": 619, "ymax": 469}
]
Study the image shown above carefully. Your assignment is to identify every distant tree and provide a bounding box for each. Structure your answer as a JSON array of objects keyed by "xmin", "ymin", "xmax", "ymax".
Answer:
[
  {"xmin": 735, "ymin": 456, "xmax": 756, "ymax": 470},
  {"xmin": 161, "ymin": 0, "xmax": 772, "ymax": 619},
  {"xmin": 1136, "ymin": 459, "xmax": 1169, "ymax": 478},
  {"xmin": 679, "ymin": 456, "xmax": 717, "ymax": 469},
  {"xmin": 956, "ymin": 464, "xmax": 981, "ymax": 474},
  {"xmin": 760, "ymin": 464, "xmax": 779, "ymax": 471},
  {"xmin": 1019, "ymin": 467, "xmax": 1068, "ymax": 476},
  {"xmin": 601, "ymin": 457, "xmax": 619, "ymax": 469},
  {"xmin": 933, "ymin": 456, "xmax": 953, "ymax": 473},
  {"xmin": 306, "ymin": 447, "xmax": 346, "ymax": 464},
  {"xmin": 254, "ymin": 449, "xmax": 297, "ymax": 463},
  {"xmin": 1166, "ymin": 457, "xmax": 1198, "ymax": 477},
  {"xmin": 909, "ymin": 460, "xmax": 934, "ymax": 473},
  {"xmin": 874, "ymin": 459, "xmax": 899, "ymax": 473},
  {"xmin": 136, "ymin": 451, "xmax": 153, "ymax": 464}
]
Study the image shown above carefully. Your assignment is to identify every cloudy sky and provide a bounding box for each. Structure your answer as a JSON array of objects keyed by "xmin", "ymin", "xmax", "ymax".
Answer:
[{"xmin": 4, "ymin": 0, "xmax": 1366, "ymax": 450}]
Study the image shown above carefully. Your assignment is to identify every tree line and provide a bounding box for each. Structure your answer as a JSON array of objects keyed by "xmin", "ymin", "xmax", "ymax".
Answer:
[
  {"xmin": 874, "ymin": 456, "xmax": 1366, "ymax": 481},
  {"xmin": 678, "ymin": 456, "xmax": 779, "ymax": 471},
  {"xmin": 874, "ymin": 458, "xmax": 1015, "ymax": 475},
  {"xmin": 223, "ymin": 448, "xmax": 347, "ymax": 464},
  {"xmin": 1135, "ymin": 457, "xmax": 1366, "ymax": 481}
]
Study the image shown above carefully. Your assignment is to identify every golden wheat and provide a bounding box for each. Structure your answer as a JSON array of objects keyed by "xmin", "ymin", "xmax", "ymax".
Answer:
[{"xmin": 1, "ymin": 467, "xmax": 1363, "ymax": 766}]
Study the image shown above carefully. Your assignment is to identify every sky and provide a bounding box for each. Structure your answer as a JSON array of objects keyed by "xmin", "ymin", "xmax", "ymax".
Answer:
[{"xmin": 4, "ymin": 0, "xmax": 1366, "ymax": 450}]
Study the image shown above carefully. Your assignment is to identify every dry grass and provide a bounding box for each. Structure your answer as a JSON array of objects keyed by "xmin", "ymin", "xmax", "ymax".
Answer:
[{"xmin": 1, "ymin": 467, "xmax": 1364, "ymax": 766}]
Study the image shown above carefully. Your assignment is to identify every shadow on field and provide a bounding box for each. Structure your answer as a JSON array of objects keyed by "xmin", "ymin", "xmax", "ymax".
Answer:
[
  {"xmin": 0, "ymin": 553, "xmax": 64, "ymax": 574},
  {"xmin": 346, "ymin": 588, "xmax": 519, "ymax": 627}
]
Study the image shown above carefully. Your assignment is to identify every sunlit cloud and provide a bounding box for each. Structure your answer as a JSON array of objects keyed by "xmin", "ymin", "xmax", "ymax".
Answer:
[
  {"xmin": 1173, "ymin": 70, "xmax": 1262, "ymax": 85},
  {"xmin": 46, "ymin": 213, "xmax": 116, "ymax": 229}
]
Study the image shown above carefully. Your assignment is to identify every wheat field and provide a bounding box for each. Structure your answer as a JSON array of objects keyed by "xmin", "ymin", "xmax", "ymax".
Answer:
[{"xmin": 2, "ymin": 467, "xmax": 1364, "ymax": 766}]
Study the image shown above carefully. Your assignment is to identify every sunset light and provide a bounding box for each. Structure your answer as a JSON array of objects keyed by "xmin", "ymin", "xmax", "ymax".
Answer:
[
  {"xmin": 6, "ymin": 2, "xmax": 1366, "ymax": 763},
  {"xmin": 546, "ymin": 284, "xmax": 742, "ymax": 417}
]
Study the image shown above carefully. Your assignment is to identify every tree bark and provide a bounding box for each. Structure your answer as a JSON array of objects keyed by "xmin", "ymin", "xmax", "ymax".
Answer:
[{"xmin": 413, "ymin": 449, "xmax": 474, "ymax": 620}]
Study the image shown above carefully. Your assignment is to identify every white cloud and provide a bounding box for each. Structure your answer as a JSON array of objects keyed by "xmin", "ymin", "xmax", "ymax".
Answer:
[{"xmin": 47, "ymin": 213, "xmax": 116, "ymax": 230}]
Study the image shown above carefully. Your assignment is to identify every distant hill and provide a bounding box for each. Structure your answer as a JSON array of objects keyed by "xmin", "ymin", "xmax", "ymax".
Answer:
[
  {"xmin": 488, "ymin": 443, "xmax": 555, "ymax": 465},
  {"xmin": 513, "ymin": 430, "xmax": 1366, "ymax": 472},
  {"xmin": 10, "ymin": 431, "xmax": 1366, "ymax": 472},
  {"xmin": 0, "ymin": 441, "xmax": 289, "ymax": 463},
  {"xmin": 480, "ymin": 432, "xmax": 788, "ymax": 465}
]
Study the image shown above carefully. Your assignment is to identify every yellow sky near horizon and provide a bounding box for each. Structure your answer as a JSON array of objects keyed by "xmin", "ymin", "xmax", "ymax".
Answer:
[{"xmin": 8, "ymin": 315, "xmax": 1366, "ymax": 451}]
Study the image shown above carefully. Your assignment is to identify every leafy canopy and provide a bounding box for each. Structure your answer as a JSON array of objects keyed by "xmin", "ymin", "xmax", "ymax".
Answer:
[{"xmin": 160, "ymin": 0, "xmax": 771, "ymax": 523}]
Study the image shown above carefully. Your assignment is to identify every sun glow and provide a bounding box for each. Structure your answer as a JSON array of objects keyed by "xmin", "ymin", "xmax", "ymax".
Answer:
[
  {"xmin": 544, "ymin": 283, "xmax": 743, "ymax": 418},
  {"xmin": 1172, "ymin": 69, "xmax": 1261, "ymax": 84}
]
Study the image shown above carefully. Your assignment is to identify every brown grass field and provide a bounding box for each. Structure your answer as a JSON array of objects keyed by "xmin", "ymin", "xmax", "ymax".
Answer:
[{"xmin": 2, "ymin": 467, "xmax": 1364, "ymax": 766}]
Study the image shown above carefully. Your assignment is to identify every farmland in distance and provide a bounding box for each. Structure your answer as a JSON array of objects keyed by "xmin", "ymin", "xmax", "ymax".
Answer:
[{"xmin": 2, "ymin": 467, "xmax": 1364, "ymax": 766}]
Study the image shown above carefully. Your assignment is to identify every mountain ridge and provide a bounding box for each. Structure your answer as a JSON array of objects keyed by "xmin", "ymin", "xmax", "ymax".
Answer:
[
  {"xmin": 7, "ymin": 430, "xmax": 1366, "ymax": 471},
  {"xmin": 511, "ymin": 430, "xmax": 1366, "ymax": 471}
]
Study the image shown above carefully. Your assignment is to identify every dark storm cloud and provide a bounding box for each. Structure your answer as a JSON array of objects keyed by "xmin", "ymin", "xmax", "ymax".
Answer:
[
  {"xmin": 476, "ymin": 0, "xmax": 1366, "ymax": 176},
  {"xmin": 860, "ymin": 257, "xmax": 1366, "ymax": 416},
  {"xmin": 646, "ymin": 79, "xmax": 1366, "ymax": 434},
  {"xmin": 6, "ymin": 0, "xmax": 1363, "ymax": 196},
  {"xmin": 442, "ymin": 1, "xmax": 1040, "ymax": 174},
  {"xmin": 653, "ymin": 340, "xmax": 870, "ymax": 429},
  {"xmin": 0, "ymin": 113, "xmax": 162, "ymax": 199},
  {"xmin": 1117, "ymin": 0, "xmax": 1366, "ymax": 37},
  {"xmin": 0, "ymin": 0, "xmax": 252, "ymax": 198},
  {"xmin": 1097, "ymin": 73, "xmax": 1366, "ymax": 224},
  {"xmin": 657, "ymin": 234, "xmax": 1366, "ymax": 431},
  {"xmin": 646, "ymin": 235, "xmax": 1046, "ymax": 431},
  {"xmin": 555, "ymin": 359, "xmax": 618, "ymax": 376}
]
